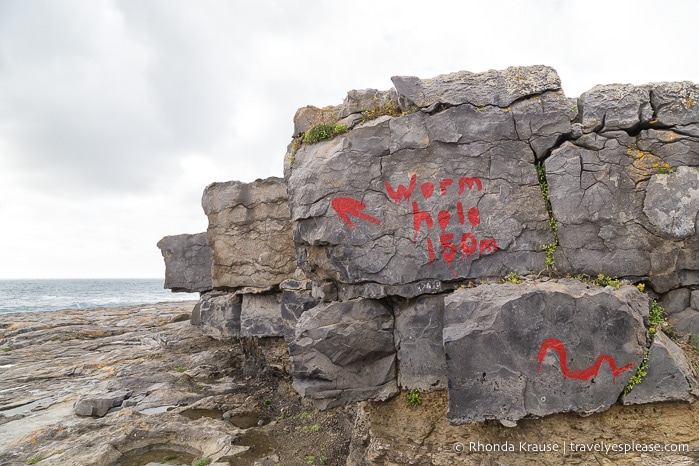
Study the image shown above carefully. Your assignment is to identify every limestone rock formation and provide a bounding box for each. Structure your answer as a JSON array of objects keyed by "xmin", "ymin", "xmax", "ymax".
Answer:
[
  {"xmin": 391, "ymin": 65, "xmax": 561, "ymax": 109},
  {"xmin": 285, "ymin": 65, "xmax": 565, "ymax": 290},
  {"xmin": 202, "ymin": 177, "xmax": 296, "ymax": 291},
  {"xmin": 156, "ymin": 233, "xmax": 212, "ymax": 293},
  {"xmin": 74, "ymin": 390, "xmax": 132, "ymax": 417},
  {"xmin": 241, "ymin": 293, "xmax": 285, "ymax": 338},
  {"xmin": 443, "ymin": 281, "xmax": 649, "ymax": 425},
  {"xmin": 670, "ymin": 308, "xmax": 699, "ymax": 335},
  {"xmin": 159, "ymin": 66, "xmax": 699, "ymax": 426},
  {"xmin": 280, "ymin": 279, "xmax": 320, "ymax": 340},
  {"xmin": 622, "ymin": 331, "xmax": 698, "ymax": 405},
  {"xmin": 191, "ymin": 291, "xmax": 242, "ymax": 339},
  {"xmin": 548, "ymin": 82, "xmax": 699, "ymax": 293},
  {"xmin": 289, "ymin": 299, "xmax": 398, "ymax": 409},
  {"xmin": 393, "ymin": 294, "xmax": 447, "ymax": 390}
]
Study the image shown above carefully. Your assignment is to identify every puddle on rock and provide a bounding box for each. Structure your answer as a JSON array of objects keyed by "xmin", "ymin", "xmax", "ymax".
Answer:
[
  {"xmin": 179, "ymin": 408, "xmax": 222, "ymax": 421},
  {"xmin": 1, "ymin": 395, "xmax": 61, "ymax": 416},
  {"xmin": 117, "ymin": 448, "xmax": 196, "ymax": 466},
  {"xmin": 227, "ymin": 413, "xmax": 260, "ymax": 429},
  {"xmin": 227, "ymin": 430, "xmax": 273, "ymax": 466}
]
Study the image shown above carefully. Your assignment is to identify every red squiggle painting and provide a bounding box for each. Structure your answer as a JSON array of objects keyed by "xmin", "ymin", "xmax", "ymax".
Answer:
[{"xmin": 536, "ymin": 338, "xmax": 635, "ymax": 384}]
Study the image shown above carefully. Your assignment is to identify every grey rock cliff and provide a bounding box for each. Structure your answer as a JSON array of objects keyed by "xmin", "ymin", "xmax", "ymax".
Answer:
[
  {"xmin": 161, "ymin": 66, "xmax": 699, "ymax": 424},
  {"xmin": 548, "ymin": 82, "xmax": 699, "ymax": 293},
  {"xmin": 285, "ymin": 65, "xmax": 566, "ymax": 290},
  {"xmin": 157, "ymin": 233, "xmax": 212, "ymax": 293}
]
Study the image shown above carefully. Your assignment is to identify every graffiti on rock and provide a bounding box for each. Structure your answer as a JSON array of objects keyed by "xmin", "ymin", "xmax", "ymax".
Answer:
[
  {"xmin": 536, "ymin": 338, "xmax": 635, "ymax": 384},
  {"xmin": 330, "ymin": 197, "xmax": 381, "ymax": 230},
  {"xmin": 331, "ymin": 174, "xmax": 498, "ymax": 271}
]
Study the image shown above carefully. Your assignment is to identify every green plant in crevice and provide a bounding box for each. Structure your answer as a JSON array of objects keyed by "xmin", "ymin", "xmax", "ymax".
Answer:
[
  {"xmin": 193, "ymin": 458, "xmax": 212, "ymax": 466},
  {"xmin": 361, "ymin": 100, "xmax": 402, "ymax": 122},
  {"xmin": 664, "ymin": 326, "xmax": 676, "ymax": 339},
  {"xmin": 302, "ymin": 123, "xmax": 348, "ymax": 145},
  {"xmin": 406, "ymin": 389, "xmax": 421, "ymax": 407},
  {"xmin": 536, "ymin": 162, "xmax": 559, "ymax": 271},
  {"xmin": 648, "ymin": 300, "xmax": 666, "ymax": 339},
  {"xmin": 542, "ymin": 243, "xmax": 556, "ymax": 271},
  {"xmin": 500, "ymin": 272, "xmax": 523, "ymax": 284},
  {"xmin": 624, "ymin": 348, "xmax": 649, "ymax": 394},
  {"xmin": 309, "ymin": 423, "xmax": 322, "ymax": 433},
  {"xmin": 624, "ymin": 300, "xmax": 667, "ymax": 394},
  {"xmin": 289, "ymin": 135, "xmax": 304, "ymax": 165},
  {"xmin": 689, "ymin": 334, "xmax": 699, "ymax": 355},
  {"xmin": 592, "ymin": 274, "xmax": 622, "ymax": 289}
]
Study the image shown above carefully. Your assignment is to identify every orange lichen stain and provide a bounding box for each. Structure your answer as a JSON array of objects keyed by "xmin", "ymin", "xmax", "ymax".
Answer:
[{"xmin": 626, "ymin": 144, "xmax": 645, "ymax": 159}]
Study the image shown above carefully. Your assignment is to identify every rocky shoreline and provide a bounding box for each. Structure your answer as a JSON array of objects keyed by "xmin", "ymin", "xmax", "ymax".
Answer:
[
  {"xmin": 3, "ymin": 302, "xmax": 699, "ymax": 465},
  {"xmin": 0, "ymin": 302, "xmax": 355, "ymax": 466}
]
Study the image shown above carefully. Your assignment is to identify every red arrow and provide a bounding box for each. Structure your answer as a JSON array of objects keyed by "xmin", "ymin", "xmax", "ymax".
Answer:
[{"xmin": 331, "ymin": 197, "xmax": 381, "ymax": 230}]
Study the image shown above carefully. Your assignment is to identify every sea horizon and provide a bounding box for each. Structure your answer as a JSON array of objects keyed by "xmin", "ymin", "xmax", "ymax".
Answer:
[{"xmin": 0, "ymin": 278, "xmax": 198, "ymax": 314}]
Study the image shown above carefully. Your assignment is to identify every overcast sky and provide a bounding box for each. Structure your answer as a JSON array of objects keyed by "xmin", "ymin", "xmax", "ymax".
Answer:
[{"xmin": 1, "ymin": 0, "xmax": 698, "ymax": 279}]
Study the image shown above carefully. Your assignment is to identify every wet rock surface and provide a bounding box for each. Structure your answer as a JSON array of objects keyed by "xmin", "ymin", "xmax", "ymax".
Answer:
[{"xmin": 0, "ymin": 303, "xmax": 354, "ymax": 466}]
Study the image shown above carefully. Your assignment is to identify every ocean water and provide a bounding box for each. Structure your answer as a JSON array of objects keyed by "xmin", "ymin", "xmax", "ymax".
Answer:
[{"xmin": 0, "ymin": 279, "xmax": 198, "ymax": 314}]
